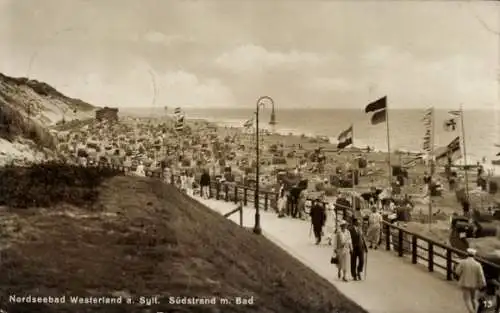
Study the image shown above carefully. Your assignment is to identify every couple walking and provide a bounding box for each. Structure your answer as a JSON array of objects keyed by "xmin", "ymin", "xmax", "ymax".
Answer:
[{"xmin": 333, "ymin": 218, "xmax": 368, "ymax": 282}]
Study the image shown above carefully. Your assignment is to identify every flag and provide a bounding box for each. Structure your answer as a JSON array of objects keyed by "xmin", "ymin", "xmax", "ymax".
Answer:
[
  {"xmin": 422, "ymin": 108, "xmax": 433, "ymax": 152},
  {"xmin": 444, "ymin": 110, "xmax": 460, "ymax": 131},
  {"xmin": 404, "ymin": 157, "xmax": 421, "ymax": 168},
  {"xmin": 243, "ymin": 118, "xmax": 254, "ymax": 128},
  {"xmin": 174, "ymin": 116, "xmax": 185, "ymax": 132},
  {"xmin": 422, "ymin": 108, "xmax": 432, "ymax": 125},
  {"xmin": 337, "ymin": 125, "xmax": 353, "ymax": 149},
  {"xmin": 173, "ymin": 107, "xmax": 185, "ymax": 132},
  {"xmin": 436, "ymin": 136, "xmax": 461, "ymax": 162},
  {"xmin": 422, "ymin": 129, "xmax": 432, "ymax": 152},
  {"xmin": 365, "ymin": 96, "xmax": 387, "ymax": 125},
  {"xmin": 443, "ymin": 118, "xmax": 457, "ymax": 131}
]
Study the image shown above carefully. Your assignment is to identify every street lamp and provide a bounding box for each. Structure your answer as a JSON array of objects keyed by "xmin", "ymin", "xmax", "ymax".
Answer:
[{"xmin": 253, "ymin": 96, "xmax": 274, "ymax": 235}]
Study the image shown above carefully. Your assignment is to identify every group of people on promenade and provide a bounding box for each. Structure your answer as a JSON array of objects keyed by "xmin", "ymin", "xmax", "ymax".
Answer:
[{"xmin": 307, "ymin": 197, "xmax": 383, "ymax": 282}]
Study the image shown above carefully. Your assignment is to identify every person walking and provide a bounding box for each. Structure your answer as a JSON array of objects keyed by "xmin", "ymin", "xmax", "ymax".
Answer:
[
  {"xmin": 367, "ymin": 206, "xmax": 383, "ymax": 249},
  {"xmin": 163, "ymin": 166, "xmax": 171, "ymax": 184},
  {"xmin": 455, "ymin": 248, "xmax": 487, "ymax": 313},
  {"xmin": 180, "ymin": 172, "xmax": 187, "ymax": 193},
  {"xmin": 325, "ymin": 201, "xmax": 337, "ymax": 245},
  {"xmin": 289, "ymin": 187, "xmax": 299, "ymax": 218},
  {"xmin": 334, "ymin": 220, "xmax": 352, "ymax": 281},
  {"xmin": 277, "ymin": 184, "xmax": 287, "ymax": 218},
  {"xmin": 297, "ymin": 188, "xmax": 307, "ymax": 219},
  {"xmin": 186, "ymin": 172, "xmax": 195, "ymax": 196},
  {"xmin": 348, "ymin": 218, "xmax": 368, "ymax": 281},
  {"xmin": 200, "ymin": 170, "xmax": 211, "ymax": 199},
  {"xmin": 310, "ymin": 199, "xmax": 326, "ymax": 245}
]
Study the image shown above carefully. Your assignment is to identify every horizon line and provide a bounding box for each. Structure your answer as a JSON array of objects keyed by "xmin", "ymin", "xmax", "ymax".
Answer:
[{"xmin": 119, "ymin": 106, "xmax": 498, "ymax": 111}]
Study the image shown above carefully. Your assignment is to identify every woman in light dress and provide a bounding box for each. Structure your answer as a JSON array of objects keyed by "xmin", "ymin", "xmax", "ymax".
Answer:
[
  {"xmin": 185, "ymin": 173, "xmax": 195, "ymax": 196},
  {"xmin": 180, "ymin": 172, "xmax": 187, "ymax": 192},
  {"xmin": 277, "ymin": 184, "xmax": 287, "ymax": 218},
  {"xmin": 297, "ymin": 189, "xmax": 307, "ymax": 219},
  {"xmin": 367, "ymin": 206, "xmax": 383, "ymax": 249},
  {"xmin": 325, "ymin": 201, "xmax": 337, "ymax": 245},
  {"xmin": 334, "ymin": 220, "xmax": 353, "ymax": 281}
]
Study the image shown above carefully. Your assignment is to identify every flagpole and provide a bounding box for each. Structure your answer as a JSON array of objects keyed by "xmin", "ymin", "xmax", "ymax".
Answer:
[
  {"xmin": 351, "ymin": 124, "xmax": 356, "ymax": 210},
  {"xmin": 428, "ymin": 107, "xmax": 435, "ymax": 230},
  {"xmin": 459, "ymin": 104, "xmax": 470, "ymax": 201},
  {"xmin": 385, "ymin": 98, "xmax": 392, "ymax": 188}
]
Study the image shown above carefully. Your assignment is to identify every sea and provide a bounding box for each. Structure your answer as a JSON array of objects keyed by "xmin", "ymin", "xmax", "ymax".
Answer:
[{"xmin": 122, "ymin": 107, "xmax": 500, "ymax": 172}]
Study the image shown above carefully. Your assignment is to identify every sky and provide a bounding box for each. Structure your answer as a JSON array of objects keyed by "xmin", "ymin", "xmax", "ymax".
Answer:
[{"xmin": 0, "ymin": 0, "xmax": 499, "ymax": 110}]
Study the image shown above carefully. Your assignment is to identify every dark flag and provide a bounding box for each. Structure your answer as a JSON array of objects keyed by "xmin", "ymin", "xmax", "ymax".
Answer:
[
  {"xmin": 436, "ymin": 136, "xmax": 461, "ymax": 162},
  {"xmin": 337, "ymin": 125, "xmax": 353, "ymax": 149},
  {"xmin": 443, "ymin": 118, "xmax": 457, "ymax": 131},
  {"xmin": 365, "ymin": 96, "xmax": 387, "ymax": 125},
  {"xmin": 444, "ymin": 110, "xmax": 460, "ymax": 131},
  {"xmin": 243, "ymin": 117, "xmax": 254, "ymax": 128}
]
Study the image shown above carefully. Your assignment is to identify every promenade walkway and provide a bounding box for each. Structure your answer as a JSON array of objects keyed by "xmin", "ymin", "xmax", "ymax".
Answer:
[{"xmin": 194, "ymin": 197, "xmax": 467, "ymax": 313}]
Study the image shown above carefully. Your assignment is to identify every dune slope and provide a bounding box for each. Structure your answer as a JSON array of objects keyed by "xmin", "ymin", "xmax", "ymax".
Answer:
[{"xmin": 0, "ymin": 171, "xmax": 366, "ymax": 313}]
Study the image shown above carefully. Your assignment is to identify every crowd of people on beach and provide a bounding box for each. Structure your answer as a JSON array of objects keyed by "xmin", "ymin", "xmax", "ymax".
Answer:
[
  {"xmin": 42, "ymin": 113, "xmax": 500, "ymax": 312},
  {"xmin": 53, "ymin": 115, "xmax": 411, "ymax": 284}
]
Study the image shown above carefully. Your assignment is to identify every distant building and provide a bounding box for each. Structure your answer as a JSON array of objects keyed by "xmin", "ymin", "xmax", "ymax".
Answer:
[{"xmin": 95, "ymin": 107, "xmax": 119, "ymax": 122}]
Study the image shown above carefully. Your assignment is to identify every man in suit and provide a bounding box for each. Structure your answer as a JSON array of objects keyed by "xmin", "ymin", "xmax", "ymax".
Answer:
[
  {"xmin": 309, "ymin": 199, "xmax": 326, "ymax": 245},
  {"xmin": 348, "ymin": 218, "xmax": 368, "ymax": 281}
]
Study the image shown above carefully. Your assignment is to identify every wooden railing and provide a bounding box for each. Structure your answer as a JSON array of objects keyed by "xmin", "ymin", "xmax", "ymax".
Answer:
[
  {"xmin": 378, "ymin": 221, "xmax": 500, "ymax": 281},
  {"xmin": 222, "ymin": 202, "xmax": 244, "ymax": 227},
  {"xmin": 95, "ymin": 162, "xmax": 500, "ymax": 283},
  {"xmin": 332, "ymin": 206, "xmax": 500, "ymax": 282}
]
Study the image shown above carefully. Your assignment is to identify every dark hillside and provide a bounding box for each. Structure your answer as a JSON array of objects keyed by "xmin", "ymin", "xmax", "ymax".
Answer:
[{"xmin": 0, "ymin": 171, "xmax": 366, "ymax": 313}]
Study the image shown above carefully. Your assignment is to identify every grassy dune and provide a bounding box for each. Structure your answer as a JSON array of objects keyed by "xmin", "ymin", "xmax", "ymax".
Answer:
[{"xmin": 0, "ymin": 165, "xmax": 366, "ymax": 313}]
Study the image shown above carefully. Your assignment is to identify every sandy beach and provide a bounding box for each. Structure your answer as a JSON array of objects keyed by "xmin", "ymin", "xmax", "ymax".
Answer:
[{"xmin": 48, "ymin": 111, "xmax": 499, "ymax": 251}]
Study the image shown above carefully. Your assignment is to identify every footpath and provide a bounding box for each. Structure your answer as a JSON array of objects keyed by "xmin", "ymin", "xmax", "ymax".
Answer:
[{"xmin": 194, "ymin": 197, "xmax": 467, "ymax": 313}]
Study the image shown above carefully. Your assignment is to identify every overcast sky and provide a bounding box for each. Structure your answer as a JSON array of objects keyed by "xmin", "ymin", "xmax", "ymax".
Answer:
[{"xmin": 0, "ymin": 0, "xmax": 498, "ymax": 109}]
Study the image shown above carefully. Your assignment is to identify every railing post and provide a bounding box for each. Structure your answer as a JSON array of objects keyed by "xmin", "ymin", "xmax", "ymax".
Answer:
[
  {"xmin": 234, "ymin": 186, "xmax": 238, "ymax": 204},
  {"xmin": 243, "ymin": 188, "xmax": 248, "ymax": 206},
  {"xmin": 412, "ymin": 235, "xmax": 417, "ymax": 264},
  {"xmin": 216, "ymin": 183, "xmax": 220, "ymax": 200},
  {"xmin": 264, "ymin": 193, "xmax": 269, "ymax": 211},
  {"xmin": 446, "ymin": 249, "xmax": 453, "ymax": 281},
  {"xmin": 385, "ymin": 224, "xmax": 391, "ymax": 251},
  {"xmin": 428, "ymin": 242, "xmax": 434, "ymax": 272},
  {"xmin": 398, "ymin": 229, "xmax": 404, "ymax": 257},
  {"xmin": 224, "ymin": 184, "xmax": 229, "ymax": 202},
  {"xmin": 239, "ymin": 202, "xmax": 243, "ymax": 227}
]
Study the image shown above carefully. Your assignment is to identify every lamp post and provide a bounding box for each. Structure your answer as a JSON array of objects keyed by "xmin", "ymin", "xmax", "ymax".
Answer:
[{"xmin": 254, "ymin": 96, "xmax": 274, "ymax": 235}]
